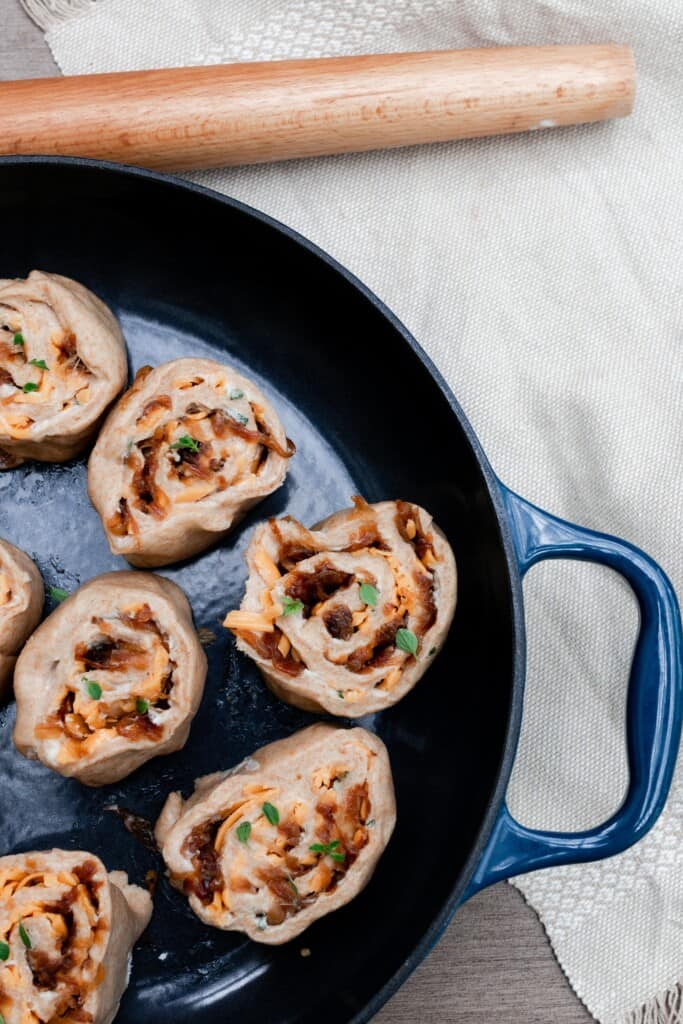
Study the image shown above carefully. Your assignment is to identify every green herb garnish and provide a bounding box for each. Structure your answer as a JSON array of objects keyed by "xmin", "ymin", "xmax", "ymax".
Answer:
[
  {"xmin": 12, "ymin": 332, "xmax": 24, "ymax": 346},
  {"xmin": 236, "ymin": 821, "xmax": 252, "ymax": 844},
  {"xmin": 359, "ymin": 582, "xmax": 378, "ymax": 607},
  {"xmin": 22, "ymin": 382, "xmax": 38, "ymax": 393},
  {"xmin": 18, "ymin": 922, "xmax": 31, "ymax": 949},
  {"xmin": 287, "ymin": 877, "xmax": 299, "ymax": 897},
  {"xmin": 0, "ymin": 940, "xmax": 9, "ymax": 960},
  {"xmin": 229, "ymin": 388, "xmax": 244, "ymax": 400},
  {"xmin": 337, "ymin": 691, "xmax": 345, "ymax": 699},
  {"xmin": 262, "ymin": 802, "xmax": 279, "ymax": 826},
  {"xmin": 310, "ymin": 839, "xmax": 345, "ymax": 863},
  {"xmin": 395, "ymin": 627, "xmax": 418, "ymax": 656},
  {"xmin": 428, "ymin": 646, "xmax": 437, "ymax": 656},
  {"xmin": 29, "ymin": 359, "xmax": 49, "ymax": 370},
  {"xmin": 48, "ymin": 586, "xmax": 69, "ymax": 603},
  {"xmin": 230, "ymin": 410, "xmax": 249, "ymax": 426},
  {"xmin": 170, "ymin": 434, "xmax": 199, "ymax": 453},
  {"xmin": 281, "ymin": 596, "xmax": 303, "ymax": 616},
  {"xmin": 136, "ymin": 698, "xmax": 149, "ymax": 714},
  {"xmin": 84, "ymin": 678, "xmax": 102, "ymax": 700}
]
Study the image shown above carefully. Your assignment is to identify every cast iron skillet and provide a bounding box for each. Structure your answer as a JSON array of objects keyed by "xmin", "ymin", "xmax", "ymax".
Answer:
[{"xmin": 0, "ymin": 158, "xmax": 680, "ymax": 1024}]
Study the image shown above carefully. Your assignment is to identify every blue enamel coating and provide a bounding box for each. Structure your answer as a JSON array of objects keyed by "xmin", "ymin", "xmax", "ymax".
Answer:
[{"xmin": 463, "ymin": 484, "xmax": 683, "ymax": 899}]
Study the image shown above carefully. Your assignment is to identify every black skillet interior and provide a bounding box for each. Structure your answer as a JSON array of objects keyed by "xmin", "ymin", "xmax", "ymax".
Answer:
[{"xmin": 0, "ymin": 160, "xmax": 515, "ymax": 1023}]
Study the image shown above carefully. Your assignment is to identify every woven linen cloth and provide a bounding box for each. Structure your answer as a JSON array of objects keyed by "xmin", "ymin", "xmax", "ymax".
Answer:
[{"xmin": 21, "ymin": 0, "xmax": 683, "ymax": 1020}]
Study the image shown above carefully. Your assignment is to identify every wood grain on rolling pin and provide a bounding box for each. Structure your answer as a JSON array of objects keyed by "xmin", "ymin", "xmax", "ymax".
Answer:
[{"xmin": 0, "ymin": 44, "xmax": 635, "ymax": 171}]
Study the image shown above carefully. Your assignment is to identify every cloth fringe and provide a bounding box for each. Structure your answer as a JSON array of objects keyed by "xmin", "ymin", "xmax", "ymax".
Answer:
[
  {"xmin": 622, "ymin": 985, "xmax": 683, "ymax": 1024},
  {"xmin": 19, "ymin": 0, "xmax": 94, "ymax": 32}
]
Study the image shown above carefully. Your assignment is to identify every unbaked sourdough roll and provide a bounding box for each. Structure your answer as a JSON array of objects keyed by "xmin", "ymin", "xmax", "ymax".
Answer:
[
  {"xmin": 0, "ymin": 849, "xmax": 151, "ymax": 1024},
  {"xmin": 155, "ymin": 724, "xmax": 395, "ymax": 944},
  {"xmin": 13, "ymin": 571, "xmax": 207, "ymax": 786},
  {"xmin": 88, "ymin": 358, "xmax": 295, "ymax": 568},
  {"xmin": 224, "ymin": 497, "xmax": 457, "ymax": 716},
  {"xmin": 0, "ymin": 539, "xmax": 43, "ymax": 699},
  {"xmin": 0, "ymin": 271, "xmax": 127, "ymax": 469}
]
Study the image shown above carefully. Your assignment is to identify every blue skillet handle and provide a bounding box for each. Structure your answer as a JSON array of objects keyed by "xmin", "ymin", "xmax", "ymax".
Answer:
[{"xmin": 463, "ymin": 484, "xmax": 683, "ymax": 899}]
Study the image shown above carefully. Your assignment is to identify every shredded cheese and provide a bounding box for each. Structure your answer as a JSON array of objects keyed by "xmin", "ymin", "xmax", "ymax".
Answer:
[
  {"xmin": 1, "ymin": 414, "xmax": 32, "ymax": 437},
  {"xmin": 174, "ymin": 481, "xmax": 216, "ymax": 503},
  {"xmin": 379, "ymin": 667, "xmax": 402, "ymax": 692},
  {"xmin": 253, "ymin": 547, "xmax": 281, "ymax": 585},
  {"xmin": 277, "ymin": 634, "xmax": 291, "ymax": 658},
  {"xmin": 224, "ymin": 610, "xmax": 276, "ymax": 632}
]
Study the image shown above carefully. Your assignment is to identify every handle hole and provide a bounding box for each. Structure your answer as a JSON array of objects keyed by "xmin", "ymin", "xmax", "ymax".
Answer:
[{"xmin": 507, "ymin": 559, "xmax": 637, "ymax": 832}]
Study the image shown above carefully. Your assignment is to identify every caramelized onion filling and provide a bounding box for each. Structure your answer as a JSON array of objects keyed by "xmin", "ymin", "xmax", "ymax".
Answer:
[
  {"xmin": 0, "ymin": 317, "xmax": 93, "ymax": 437},
  {"xmin": 177, "ymin": 771, "xmax": 370, "ymax": 928},
  {"xmin": 36, "ymin": 603, "xmax": 174, "ymax": 748},
  {"xmin": 222, "ymin": 495, "xmax": 457, "ymax": 718},
  {"xmin": 0, "ymin": 858, "xmax": 103, "ymax": 1022},
  {"xmin": 110, "ymin": 382, "xmax": 295, "ymax": 537}
]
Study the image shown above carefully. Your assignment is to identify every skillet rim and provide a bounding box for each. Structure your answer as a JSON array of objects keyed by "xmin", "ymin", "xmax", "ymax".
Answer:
[{"xmin": 0, "ymin": 154, "xmax": 526, "ymax": 1023}]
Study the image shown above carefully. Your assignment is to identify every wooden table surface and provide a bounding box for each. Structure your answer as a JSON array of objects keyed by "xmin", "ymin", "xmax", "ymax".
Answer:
[{"xmin": 0, "ymin": 4, "xmax": 595, "ymax": 1021}]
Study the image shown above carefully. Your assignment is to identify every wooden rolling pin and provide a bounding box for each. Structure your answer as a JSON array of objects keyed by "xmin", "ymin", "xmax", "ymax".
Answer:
[{"xmin": 0, "ymin": 44, "xmax": 634, "ymax": 171}]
